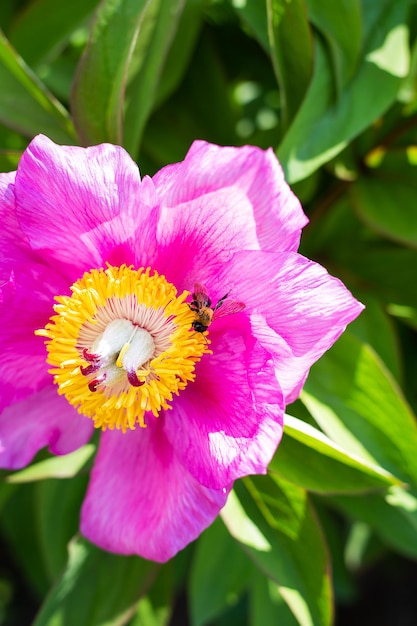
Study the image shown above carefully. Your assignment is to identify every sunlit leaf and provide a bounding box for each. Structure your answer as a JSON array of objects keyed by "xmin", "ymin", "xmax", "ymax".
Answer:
[
  {"xmin": 302, "ymin": 332, "xmax": 417, "ymax": 488},
  {"xmin": 6, "ymin": 444, "xmax": 95, "ymax": 483},
  {"xmin": 278, "ymin": 0, "xmax": 410, "ymax": 182},
  {"xmin": 270, "ymin": 414, "xmax": 398, "ymax": 494}
]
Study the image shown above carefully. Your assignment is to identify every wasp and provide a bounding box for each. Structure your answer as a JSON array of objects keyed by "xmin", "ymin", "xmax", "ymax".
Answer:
[{"xmin": 189, "ymin": 283, "xmax": 245, "ymax": 334}]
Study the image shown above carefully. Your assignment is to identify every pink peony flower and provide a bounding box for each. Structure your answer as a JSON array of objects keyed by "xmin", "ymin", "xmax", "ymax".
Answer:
[{"xmin": 0, "ymin": 135, "xmax": 363, "ymax": 562}]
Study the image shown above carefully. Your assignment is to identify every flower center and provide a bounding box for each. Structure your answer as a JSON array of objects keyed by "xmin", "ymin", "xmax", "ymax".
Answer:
[{"xmin": 36, "ymin": 265, "xmax": 208, "ymax": 431}]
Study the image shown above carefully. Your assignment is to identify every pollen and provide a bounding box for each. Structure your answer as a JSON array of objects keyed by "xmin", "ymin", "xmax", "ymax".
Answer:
[{"xmin": 36, "ymin": 265, "xmax": 208, "ymax": 432}]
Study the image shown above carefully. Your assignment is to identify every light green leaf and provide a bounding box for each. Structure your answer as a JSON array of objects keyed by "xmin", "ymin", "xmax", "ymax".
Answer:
[
  {"xmin": 278, "ymin": 0, "xmax": 410, "ymax": 182},
  {"xmin": 6, "ymin": 444, "xmax": 95, "ymax": 483},
  {"xmin": 270, "ymin": 415, "xmax": 398, "ymax": 494},
  {"xmin": 267, "ymin": 0, "xmax": 313, "ymax": 131},
  {"xmin": 0, "ymin": 30, "xmax": 76, "ymax": 141},
  {"xmin": 33, "ymin": 537, "xmax": 159, "ymax": 626},
  {"xmin": 301, "ymin": 332, "xmax": 417, "ymax": 488},
  {"xmin": 222, "ymin": 476, "xmax": 333, "ymax": 626},
  {"xmin": 189, "ymin": 517, "xmax": 254, "ymax": 626}
]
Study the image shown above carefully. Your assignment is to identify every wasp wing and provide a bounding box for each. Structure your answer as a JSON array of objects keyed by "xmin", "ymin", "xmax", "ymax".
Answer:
[{"xmin": 212, "ymin": 300, "xmax": 245, "ymax": 321}]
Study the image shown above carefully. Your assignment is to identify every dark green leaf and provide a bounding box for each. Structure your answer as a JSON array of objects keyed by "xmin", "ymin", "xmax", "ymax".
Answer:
[
  {"xmin": 348, "ymin": 295, "xmax": 402, "ymax": 383},
  {"xmin": 189, "ymin": 517, "xmax": 254, "ymax": 626},
  {"xmin": 233, "ymin": 0, "xmax": 269, "ymax": 52},
  {"xmin": 331, "ymin": 486, "xmax": 417, "ymax": 560},
  {"xmin": 270, "ymin": 415, "xmax": 397, "ymax": 494},
  {"xmin": 34, "ymin": 476, "xmax": 89, "ymax": 583},
  {"xmin": 33, "ymin": 537, "xmax": 159, "ymax": 626},
  {"xmin": 351, "ymin": 175, "xmax": 417, "ymax": 249},
  {"xmin": 222, "ymin": 476, "xmax": 333, "ymax": 626},
  {"xmin": 131, "ymin": 564, "xmax": 173, "ymax": 626},
  {"xmin": 306, "ymin": 0, "xmax": 362, "ymax": 93},
  {"xmin": 0, "ymin": 483, "xmax": 50, "ymax": 597},
  {"xmin": 0, "ymin": 30, "xmax": 76, "ymax": 141},
  {"xmin": 249, "ymin": 575, "xmax": 299, "ymax": 626},
  {"xmin": 9, "ymin": 0, "xmax": 99, "ymax": 65}
]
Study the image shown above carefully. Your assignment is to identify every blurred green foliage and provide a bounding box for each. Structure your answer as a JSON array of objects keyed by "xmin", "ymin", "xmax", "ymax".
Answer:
[{"xmin": 1, "ymin": 0, "xmax": 417, "ymax": 624}]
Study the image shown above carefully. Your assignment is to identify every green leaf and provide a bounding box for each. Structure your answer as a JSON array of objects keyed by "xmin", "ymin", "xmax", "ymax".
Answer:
[
  {"xmin": 71, "ymin": 0, "xmax": 186, "ymax": 152},
  {"xmin": 0, "ymin": 30, "xmax": 76, "ymax": 141},
  {"xmin": 131, "ymin": 564, "xmax": 173, "ymax": 626},
  {"xmin": 270, "ymin": 415, "xmax": 397, "ymax": 494},
  {"xmin": 34, "ymin": 476, "xmax": 89, "ymax": 583},
  {"xmin": 249, "ymin": 575, "xmax": 300, "ymax": 626},
  {"xmin": 346, "ymin": 246, "xmax": 417, "ymax": 309},
  {"xmin": 331, "ymin": 486, "xmax": 417, "ymax": 560},
  {"xmin": 266, "ymin": 0, "xmax": 313, "ymax": 131},
  {"xmin": 1, "ymin": 475, "xmax": 88, "ymax": 594},
  {"xmin": 306, "ymin": 0, "xmax": 362, "ymax": 93},
  {"xmin": 33, "ymin": 537, "xmax": 159, "ymax": 626},
  {"xmin": 8, "ymin": 0, "xmax": 99, "ymax": 65},
  {"xmin": 189, "ymin": 517, "xmax": 254, "ymax": 626},
  {"xmin": 278, "ymin": 0, "xmax": 410, "ymax": 182},
  {"xmin": 222, "ymin": 476, "xmax": 333, "ymax": 626},
  {"xmin": 301, "ymin": 332, "xmax": 417, "ymax": 488},
  {"xmin": 71, "ymin": 0, "xmax": 150, "ymax": 145},
  {"xmin": 0, "ymin": 483, "xmax": 50, "ymax": 597},
  {"xmin": 123, "ymin": 0, "xmax": 187, "ymax": 156},
  {"xmin": 150, "ymin": 0, "xmax": 203, "ymax": 108},
  {"xmin": 6, "ymin": 444, "xmax": 95, "ymax": 483},
  {"xmin": 233, "ymin": 0, "xmax": 269, "ymax": 52},
  {"xmin": 348, "ymin": 295, "xmax": 402, "ymax": 383},
  {"xmin": 351, "ymin": 175, "xmax": 417, "ymax": 249}
]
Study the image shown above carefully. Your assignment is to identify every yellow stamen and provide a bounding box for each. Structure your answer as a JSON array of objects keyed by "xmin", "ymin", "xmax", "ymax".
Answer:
[{"xmin": 36, "ymin": 265, "xmax": 209, "ymax": 432}]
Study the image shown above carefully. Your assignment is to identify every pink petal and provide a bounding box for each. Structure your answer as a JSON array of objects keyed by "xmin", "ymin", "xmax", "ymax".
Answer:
[
  {"xmin": 216, "ymin": 250, "xmax": 364, "ymax": 402},
  {"xmin": 153, "ymin": 141, "xmax": 308, "ymax": 253},
  {"xmin": 153, "ymin": 187, "xmax": 260, "ymax": 291},
  {"xmin": 81, "ymin": 426, "xmax": 229, "ymax": 562},
  {"xmin": 0, "ymin": 172, "xmax": 37, "ymax": 276},
  {"xmin": 0, "ymin": 261, "xmax": 69, "ymax": 412},
  {"xmin": 163, "ymin": 319, "xmax": 284, "ymax": 490},
  {"xmin": 0, "ymin": 385, "xmax": 93, "ymax": 469},
  {"xmin": 14, "ymin": 135, "xmax": 158, "ymax": 276}
]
